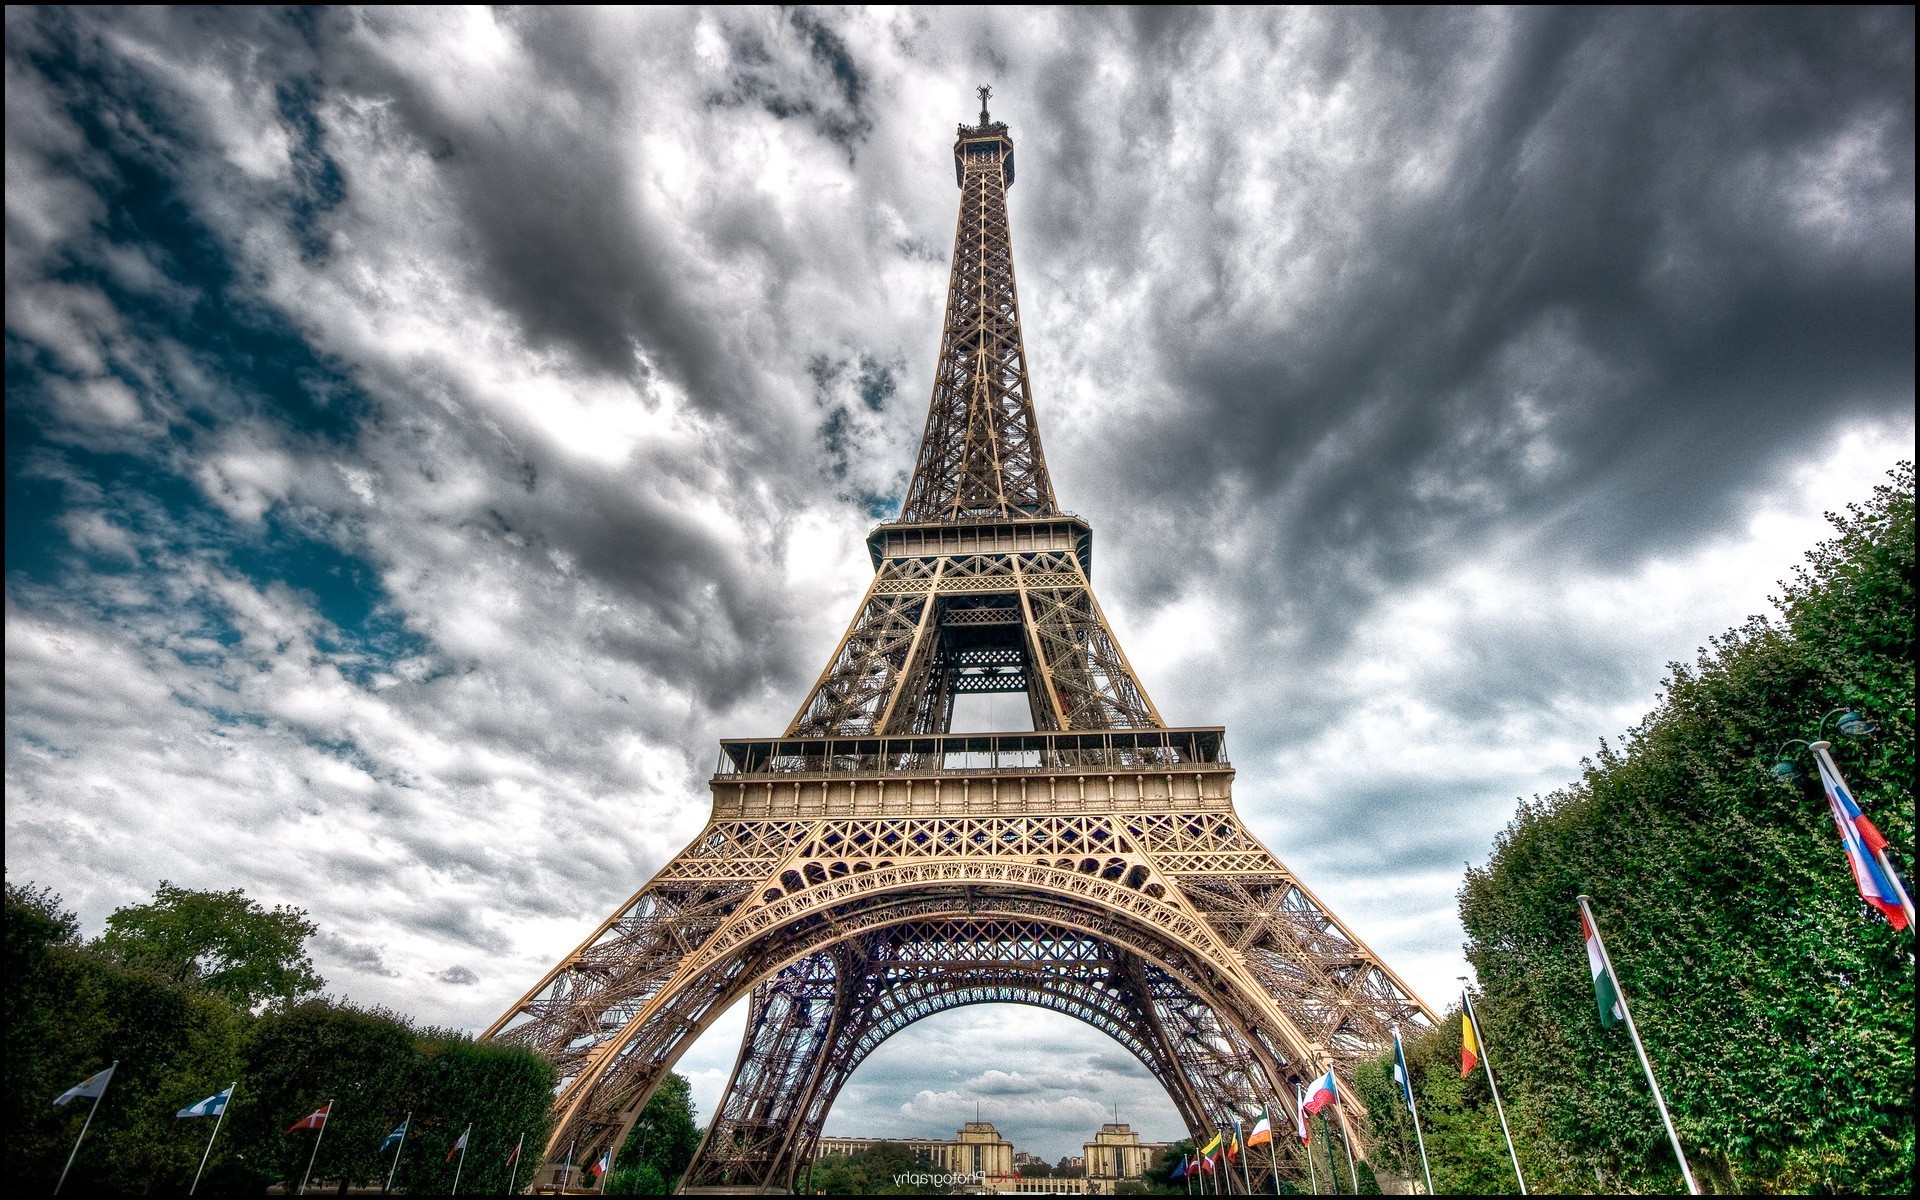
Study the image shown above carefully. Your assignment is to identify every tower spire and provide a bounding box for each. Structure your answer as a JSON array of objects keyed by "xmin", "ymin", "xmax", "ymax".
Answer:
[{"xmin": 899, "ymin": 99, "xmax": 1053, "ymax": 523}]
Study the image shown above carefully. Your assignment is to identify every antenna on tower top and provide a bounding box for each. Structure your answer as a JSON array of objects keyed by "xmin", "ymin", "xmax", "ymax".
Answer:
[{"xmin": 978, "ymin": 84, "xmax": 992, "ymax": 125}]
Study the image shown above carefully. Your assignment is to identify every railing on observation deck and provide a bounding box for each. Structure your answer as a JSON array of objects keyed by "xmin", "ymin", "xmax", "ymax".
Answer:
[{"xmin": 714, "ymin": 728, "xmax": 1228, "ymax": 778}]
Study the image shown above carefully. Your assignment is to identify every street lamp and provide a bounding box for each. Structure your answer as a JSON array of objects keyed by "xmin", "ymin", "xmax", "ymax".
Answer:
[{"xmin": 1771, "ymin": 708, "xmax": 1876, "ymax": 782}]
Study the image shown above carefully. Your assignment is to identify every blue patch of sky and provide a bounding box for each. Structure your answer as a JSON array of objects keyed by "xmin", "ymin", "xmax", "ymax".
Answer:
[{"xmin": 5, "ymin": 27, "xmax": 423, "ymax": 681}]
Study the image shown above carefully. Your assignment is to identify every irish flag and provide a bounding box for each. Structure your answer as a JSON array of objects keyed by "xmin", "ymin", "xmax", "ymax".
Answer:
[
  {"xmin": 1247, "ymin": 1107, "xmax": 1273, "ymax": 1147},
  {"xmin": 1580, "ymin": 907, "xmax": 1625, "ymax": 1027}
]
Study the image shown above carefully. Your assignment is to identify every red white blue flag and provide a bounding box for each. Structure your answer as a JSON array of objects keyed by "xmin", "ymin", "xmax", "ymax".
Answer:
[
  {"xmin": 1816, "ymin": 753, "xmax": 1910, "ymax": 930},
  {"xmin": 1302, "ymin": 1070, "xmax": 1337, "ymax": 1116}
]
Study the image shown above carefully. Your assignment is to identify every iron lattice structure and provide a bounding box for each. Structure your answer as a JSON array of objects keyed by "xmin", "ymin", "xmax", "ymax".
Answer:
[{"xmin": 487, "ymin": 93, "xmax": 1431, "ymax": 1194}]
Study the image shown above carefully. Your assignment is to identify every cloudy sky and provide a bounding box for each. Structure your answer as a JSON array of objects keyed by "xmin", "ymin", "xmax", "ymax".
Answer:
[{"xmin": 5, "ymin": 6, "xmax": 1912, "ymax": 1160}]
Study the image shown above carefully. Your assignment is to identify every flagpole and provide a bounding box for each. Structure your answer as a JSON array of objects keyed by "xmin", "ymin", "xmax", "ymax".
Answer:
[
  {"xmin": 1318, "ymin": 1114, "xmax": 1340, "ymax": 1194},
  {"xmin": 1298, "ymin": 1089, "xmax": 1317, "ymax": 1195},
  {"xmin": 54, "ymin": 1060, "xmax": 116, "ymax": 1196},
  {"xmin": 1395, "ymin": 1029, "xmax": 1436, "ymax": 1196},
  {"xmin": 189, "ymin": 1082, "xmax": 236, "ymax": 1196},
  {"xmin": 1460, "ymin": 989, "xmax": 1527, "ymax": 1194},
  {"xmin": 1265, "ymin": 1105, "xmax": 1284, "ymax": 1196},
  {"xmin": 452, "ymin": 1123, "xmax": 472, "ymax": 1195},
  {"xmin": 1577, "ymin": 896, "xmax": 1701, "ymax": 1195},
  {"xmin": 1812, "ymin": 743, "xmax": 1917, "ymax": 927},
  {"xmin": 563, "ymin": 1138, "xmax": 575, "ymax": 1192},
  {"xmin": 298, "ymin": 1100, "xmax": 333, "ymax": 1195},
  {"xmin": 1234, "ymin": 1117, "xmax": 1254, "ymax": 1194},
  {"xmin": 1335, "ymin": 1114, "xmax": 1359, "ymax": 1194},
  {"xmin": 507, "ymin": 1133, "xmax": 524, "ymax": 1195},
  {"xmin": 386, "ymin": 1112, "xmax": 411, "ymax": 1194}
]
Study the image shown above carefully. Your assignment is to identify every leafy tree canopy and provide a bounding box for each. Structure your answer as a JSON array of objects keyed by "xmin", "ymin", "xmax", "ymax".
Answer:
[
  {"xmin": 94, "ymin": 881, "xmax": 322, "ymax": 1009},
  {"xmin": 606, "ymin": 1072, "xmax": 700, "ymax": 1194}
]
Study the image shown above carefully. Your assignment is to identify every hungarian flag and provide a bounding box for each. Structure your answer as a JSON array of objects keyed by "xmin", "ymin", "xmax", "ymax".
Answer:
[
  {"xmin": 287, "ymin": 1102, "xmax": 330, "ymax": 1133},
  {"xmin": 176, "ymin": 1087, "xmax": 232, "ymax": 1119},
  {"xmin": 1247, "ymin": 1107, "xmax": 1273, "ymax": 1147},
  {"xmin": 446, "ymin": 1126, "xmax": 470, "ymax": 1162},
  {"xmin": 1817, "ymin": 753, "xmax": 1911, "ymax": 929},
  {"xmin": 1580, "ymin": 907, "xmax": 1625, "ymax": 1027},
  {"xmin": 1302, "ymin": 1070, "xmax": 1337, "ymax": 1116},
  {"xmin": 1460, "ymin": 1009, "xmax": 1480, "ymax": 1077},
  {"xmin": 53, "ymin": 1064, "xmax": 116, "ymax": 1107}
]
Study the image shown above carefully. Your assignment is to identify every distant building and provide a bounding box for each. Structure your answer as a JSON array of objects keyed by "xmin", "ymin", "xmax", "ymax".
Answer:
[
  {"xmin": 811, "ymin": 1122, "xmax": 1168, "ymax": 1195},
  {"xmin": 1083, "ymin": 1124, "xmax": 1171, "ymax": 1195}
]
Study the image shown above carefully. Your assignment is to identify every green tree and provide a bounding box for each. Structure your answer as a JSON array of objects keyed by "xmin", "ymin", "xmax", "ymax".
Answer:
[
  {"xmin": 399, "ymin": 1033, "xmax": 557, "ymax": 1195},
  {"xmin": 803, "ymin": 1142, "xmax": 948, "ymax": 1194},
  {"xmin": 606, "ymin": 1071, "xmax": 701, "ymax": 1194},
  {"xmin": 94, "ymin": 881, "xmax": 322, "ymax": 1009},
  {"xmin": 221, "ymin": 999, "xmax": 418, "ymax": 1192},
  {"xmin": 4, "ymin": 882, "xmax": 245, "ymax": 1193},
  {"xmin": 1360, "ymin": 463, "xmax": 1916, "ymax": 1194}
]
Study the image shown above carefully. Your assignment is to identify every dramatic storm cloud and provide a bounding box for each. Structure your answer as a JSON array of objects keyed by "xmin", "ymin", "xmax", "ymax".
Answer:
[{"xmin": 6, "ymin": 7, "xmax": 1911, "ymax": 1157}]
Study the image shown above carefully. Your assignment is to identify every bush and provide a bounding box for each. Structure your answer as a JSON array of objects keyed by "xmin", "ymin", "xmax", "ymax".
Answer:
[{"xmin": 1360, "ymin": 464, "xmax": 1915, "ymax": 1194}]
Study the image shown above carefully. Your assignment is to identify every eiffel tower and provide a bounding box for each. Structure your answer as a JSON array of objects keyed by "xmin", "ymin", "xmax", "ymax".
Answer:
[{"xmin": 486, "ymin": 90, "xmax": 1432, "ymax": 1194}]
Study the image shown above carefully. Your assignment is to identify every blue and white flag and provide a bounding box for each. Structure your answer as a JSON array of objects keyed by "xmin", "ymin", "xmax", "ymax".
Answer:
[
  {"xmin": 177, "ymin": 1087, "xmax": 232, "ymax": 1119},
  {"xmin": 54, "ymin": 1064, "xmax": 116, "ymax": 1107},
  {"xmin": 381, "ymin": 1117, "xmax": 410, "ymax": 1153},
  {"xmin": 1392, "ymin": 1029, "xmax": 1416, "ymax": 1112}
]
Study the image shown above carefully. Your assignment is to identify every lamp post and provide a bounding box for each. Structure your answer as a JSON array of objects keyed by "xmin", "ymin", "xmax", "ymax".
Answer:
[{"xmin": 1774, "ymin": 707, "xmax": 1915, "ymax": 929}]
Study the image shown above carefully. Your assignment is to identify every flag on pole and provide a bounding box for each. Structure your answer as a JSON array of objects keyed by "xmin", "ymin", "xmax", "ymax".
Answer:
[
  {"xmin": 1392, "ymin": 1028, "xmax": 1417, "ymax": 1110},
  {"xmin": 381, "ymin": 1118, "xmax": 409, "ymax": 1153},
  {"xmin": 589, "ymin": 1151, "xmax": 611, "ymax": 1179},
  {"xmin": 1198, "ymin": 1133, "xmax": 1222, "ymax": 1158},
  {"xmin": 446, "ymin": 1127, "xmax": 470, "ymax": 1162},
  {"xmin": 54, "ymin": 1066, "xmax": 116, "ymax": 1107},
  {"xmin": 286, "ymin": 1102, "xmax": 330, "ymax": 1133},
  {"xmin": 1302, "ymin": 1070, "xmax": 1337, "ymax": 1115},
  {"xmin": 1197, "ymin": 1152, "xmax": 1216, "ymax": 1174},
  {"xmin": 1226, "ymin": 1128, "xmax": 1241, "ymax": 1162},
  {"xmin": 1246, "ymin": 1108, "xmax": 1273, "ymax": 1147},
  {"xmin": 1171, "ymin": 1155, "xmax": 1189, "ymax": 1180},
  {"xmin": 1817, "ymin": 753, "xmax": 1911, "ymax": 929},
  {"xmin": 1580, "ymin": 906, "xmax": 1626, "ymax": 1026},
  {"xmin": 506, "ymin": 1139, "xmax": 521, "ymax": 1167},
  {"xmin": 1460, "ymin": 1007, "xmax": 1481, "ymax": 1076},
  {"xmin": 1295, "ymin": 1089, "xmax": 1311, "ymax": 1145},
  {"xmin": 176, "ymin": 1087, "xmax": 232, "ymax": 1119}
]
